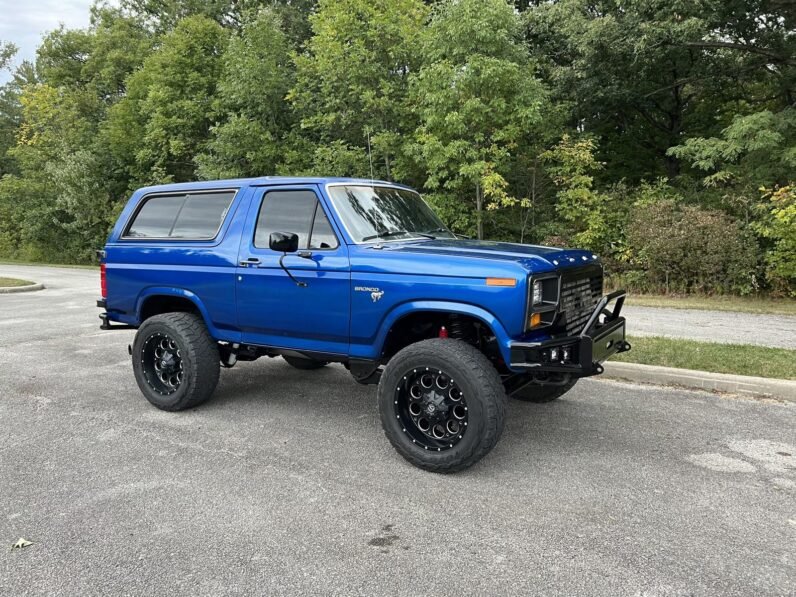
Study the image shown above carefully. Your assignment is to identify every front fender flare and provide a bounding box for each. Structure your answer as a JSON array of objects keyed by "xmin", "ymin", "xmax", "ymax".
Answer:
[{"xmin": 369, "ymin": 300, "xmax": 513, "ymax": 364}]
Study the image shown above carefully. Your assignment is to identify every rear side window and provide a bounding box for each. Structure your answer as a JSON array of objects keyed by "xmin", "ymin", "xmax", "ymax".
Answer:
[
  {"xmin": 254, "ymin": 190, "xmax": 339, "ymax": 250},
  {"xmin": 125, "ymin": 190, "xmax": 236, "ymax": 240}
]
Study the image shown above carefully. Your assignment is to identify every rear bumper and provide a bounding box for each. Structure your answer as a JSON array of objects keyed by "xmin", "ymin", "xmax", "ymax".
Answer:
[
  {"xmin": 508, "ymin": 290, "xmax": 630, "ymax": 377},
  {"xmin": 98, "ymin": 299, "xmax": 136, "ymax": 330}
]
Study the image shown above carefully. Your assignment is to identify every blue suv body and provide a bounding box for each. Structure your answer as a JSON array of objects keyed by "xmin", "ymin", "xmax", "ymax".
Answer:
[{"xmin": 99, "ymin": 177, "xmax": 628, "ymax": 472}]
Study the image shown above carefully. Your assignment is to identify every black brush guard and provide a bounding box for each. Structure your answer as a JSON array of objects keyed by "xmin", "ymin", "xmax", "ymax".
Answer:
[{"xmin": 509, "ymin": 290, "xmax": 630, "ymax": 377}]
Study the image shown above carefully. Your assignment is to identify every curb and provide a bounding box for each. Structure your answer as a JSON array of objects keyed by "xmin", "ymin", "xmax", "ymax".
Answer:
[
  {"xmin": 0, "ymin": 283, "xmax": 45, "ymax": 294},
  {"xmin": 601, "ymin": 361, "xmax": 796, "ymax": 402}
]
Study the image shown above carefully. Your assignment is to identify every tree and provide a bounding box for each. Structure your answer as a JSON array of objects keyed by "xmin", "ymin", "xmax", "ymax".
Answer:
[
  {"xmin": 525, "ymin": 0, "xmax": 795, "ymax": 182},
  {"xmin": 289, "ymin": 0, "xmax": 428, "ymax": 179},
  {"xmin": 107, "ymin": 15, "xmax": 227, "ymax": 184},
  {"xmin": 410, "ymin": 0, "xmax": 547, "ymax": 239},
  {"xmin": 668, "ymin": 108, "xmax": 796, "ymax": 228},
  {"xmin": 197, "ymin": 9, "xmax": 295, "ymax": 179},
  {"xmin": 0, "ymin": 44, "xmax": 34, "ymax": 176},
  {"xmin": 0, "ymin": 41, "xmax": 16, "ymax": 71},
  {"xmin": 669, "ymin": 109, "xmax": 796, "ymax": 190},
  {"xmin": 0, "ymin": 82, "xmax": 112, "ymax": 262},
  {"xmin": 119, "ymin": 0, "xmax": 318, "ymax": 41},
  {"xmin": 755, "ymin": 185, "xmax": 796, "ymax": 295},
  {"xmin": 36, "ymin": 27, "xmax": 94, "ymax": 88},
  {"xmin": 541, "ymin": 135, "xmax": 602, "ymax": 230},
  {"xmin": 82, "ymin": 5, "xmax": 156, "ymax": 99}
]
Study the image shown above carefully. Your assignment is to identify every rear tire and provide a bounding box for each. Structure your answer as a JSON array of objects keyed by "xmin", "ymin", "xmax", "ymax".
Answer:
[
  {"xmin": 378, "ymin": 339, "xmax": 506, "ymax": 473},
  {"xmin": 282, "ymin": 355, "xmax": 329, "ymax": 370},
  {"xmin": 511, "ymin": 377, "xmax": 578, "ymax": 403},
  {"xmin": 132, "ymin": 312, "xmax": 220, "ymax": 411}
]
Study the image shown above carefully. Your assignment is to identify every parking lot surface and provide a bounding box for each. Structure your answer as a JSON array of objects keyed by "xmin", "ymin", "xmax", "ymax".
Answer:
[{"xmin": 1, "ymin": 265, "xmax": 794, "ymax": 596}]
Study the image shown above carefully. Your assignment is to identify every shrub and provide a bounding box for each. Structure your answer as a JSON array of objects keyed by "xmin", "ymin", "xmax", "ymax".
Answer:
[
  {"xmin": 755, "ymin": 184, "xmax": 796, "ymax": 296},
  {"xmin": 626, "ymin": 200, "xmax": 759, "ymax": 294}
]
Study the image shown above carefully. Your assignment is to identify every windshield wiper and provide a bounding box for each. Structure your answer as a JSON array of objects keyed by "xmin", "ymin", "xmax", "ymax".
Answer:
[{"xmin": 362, "ymin": 229, "xmax": 435, "ymax": 242}]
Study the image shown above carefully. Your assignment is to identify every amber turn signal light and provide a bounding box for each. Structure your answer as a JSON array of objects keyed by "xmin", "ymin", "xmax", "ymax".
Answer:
[
  {"xmin": 529, "ymin": 312, "xmax": 542, "ymax": 327},
  {"xmin": 486, "ymin": 277, "xmax": 516, "ymax": 287}
]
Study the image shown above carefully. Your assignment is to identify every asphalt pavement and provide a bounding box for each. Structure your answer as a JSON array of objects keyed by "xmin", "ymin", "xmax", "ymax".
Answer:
[
  {"xmin": 623, "ymin": 305, "xmax": 796, "ymax": 349},
  {"xmin": 1, "ymin": 265, "xmax": 794, "ymax": 596}
]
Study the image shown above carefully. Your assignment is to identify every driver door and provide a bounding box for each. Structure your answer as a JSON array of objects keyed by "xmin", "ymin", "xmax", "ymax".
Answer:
[{"xmin": 236, "ymin": 186, "xmax": 351, "ymax": 355}]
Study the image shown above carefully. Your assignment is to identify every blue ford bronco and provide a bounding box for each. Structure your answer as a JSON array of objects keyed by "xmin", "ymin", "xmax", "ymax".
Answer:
[{"xmin": 98, "ymin": 177, "xmax": 629, "ymax": 472}]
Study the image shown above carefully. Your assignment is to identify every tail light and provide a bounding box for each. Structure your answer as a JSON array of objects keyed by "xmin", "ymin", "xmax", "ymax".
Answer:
[{"xmin": 100, "ymin": 263, "xmax": 107, "ymax": 298}]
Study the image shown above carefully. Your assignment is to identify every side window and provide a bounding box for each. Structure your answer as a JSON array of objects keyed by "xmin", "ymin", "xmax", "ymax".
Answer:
[
  {"xmin": 254, "ymin": 190, "xmax": 339, "ymax": 250},
  {"xmin": 171, "ymin": 191, "xmax": 235, "ymax": 238},
  {"xmin": 309, "ymin": 206, "xmax": 338, "ymax": 249},
  {"xmin": 126, "ymin": 194, "xmax": 186, "ymax": 238},
  {"xmin": 125, "ymin": 191, "xmax": 235, "ymax": 239}
]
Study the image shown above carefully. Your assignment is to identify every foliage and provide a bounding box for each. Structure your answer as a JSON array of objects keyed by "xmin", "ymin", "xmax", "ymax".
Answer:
[
  {"xmin": 526, "ymin": 0, "xmax": 795, "ymax": 183},
  {"xmin": 289, "ymin": 0, "xmax": 427, "ymax": 179},
  {"xmin": 410, "ymin": 0, "xmax": 547, "ymax": 239},
  {"xmin": 540, "ymin": 135, "xmax": 602, "ymax": 235},
  {"xmin": 755, "ymin": 185, "xmax": 796, "ymax": 295},
  {"xmin": 0, "ymin": 41, "xmax": 16, "ymax": 72},
  {"xmin": 0, "ymin": 0, "xmax": 792, "ymax": 296},
  {"xmin": 626, "ymin": 200, "xmax": 759, "ymax": 295},
  {"xmin": 0, "ymin": 52, "xmax": 35, "ymax": 176},
  {"xmin": 116, "ymin": 15, "xmax": 227, "ymax": 184},
  {"xmin": 197, "ymin": 9, "xmax": 295, "ymax": 179},
  {"xmin": 669, "ymin": 109, "xmax": 796, "ymax": 189}
]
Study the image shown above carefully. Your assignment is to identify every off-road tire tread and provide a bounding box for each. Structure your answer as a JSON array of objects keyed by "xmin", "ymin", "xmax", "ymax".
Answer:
[
  {"xmin": 378, "ymin": 339, "xmax": 506, "ymax": 474},
  {"xmin": 133, "ymin": 312, "xmax": 220, "ymax": 411}
]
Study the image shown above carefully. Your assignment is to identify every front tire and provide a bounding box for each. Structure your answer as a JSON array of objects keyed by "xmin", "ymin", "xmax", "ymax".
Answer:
[
  {"xmin": 378, "ymin": 339, "xmax": 507, "ymax": 473},
  {"xmin": 132, "ymin": 312, "xmax": 220, "ymax": 411},
  {"xmin": 511, "ymin": 377, "xmax": 578, "ymax": 403}
]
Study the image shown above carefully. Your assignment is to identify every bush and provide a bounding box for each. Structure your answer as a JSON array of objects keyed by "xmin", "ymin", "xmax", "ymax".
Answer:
[
  {"xmin": 755, "ymin": 185, "xmax": 796, "ymax": 296},
  {"xmin": 626, "ymin": 200, "xmax": 759, "ymax": 295}
]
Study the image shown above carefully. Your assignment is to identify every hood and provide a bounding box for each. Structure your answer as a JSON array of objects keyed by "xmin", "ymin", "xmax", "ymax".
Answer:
[{"xmin": 374, "ymin": 239, "xmax": 600, "ymax": 273}]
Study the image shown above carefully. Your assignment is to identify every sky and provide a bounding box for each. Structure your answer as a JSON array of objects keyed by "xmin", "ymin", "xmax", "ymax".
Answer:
[{"xmin": 0, "ymin": 0, "xmax": 98, "ymax": 84}]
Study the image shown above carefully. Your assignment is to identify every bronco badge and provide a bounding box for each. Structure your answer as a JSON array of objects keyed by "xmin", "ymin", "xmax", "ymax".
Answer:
[{"xmin": 355, "ymin": 286, "xmax": 384, "ymax": 302}]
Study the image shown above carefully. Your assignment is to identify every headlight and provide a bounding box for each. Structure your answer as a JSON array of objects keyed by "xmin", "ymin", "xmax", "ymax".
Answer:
[
  {"xmin": 526, "ymin": 274, "xmax": 561, "ymax": 330},
  {"xmin": 532, "ymin": 279, "xmax": 543, "ymax": 306}
]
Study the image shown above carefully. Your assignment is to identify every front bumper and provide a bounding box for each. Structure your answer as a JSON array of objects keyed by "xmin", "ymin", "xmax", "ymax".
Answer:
[{"xmin": 508, "ymin": 290, "xmax": 630, "ymax": 377}]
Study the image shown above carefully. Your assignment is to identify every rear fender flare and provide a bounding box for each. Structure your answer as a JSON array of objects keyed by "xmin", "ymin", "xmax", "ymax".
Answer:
[{"xmin": 135, "ymin": 287, "xmax": 222, "ymax": 339}]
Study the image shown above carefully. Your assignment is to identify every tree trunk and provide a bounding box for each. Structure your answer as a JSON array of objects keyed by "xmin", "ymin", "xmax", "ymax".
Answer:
[{"xmin": 475, "ymin": 182, "xmax": 484, "ymax": 240}]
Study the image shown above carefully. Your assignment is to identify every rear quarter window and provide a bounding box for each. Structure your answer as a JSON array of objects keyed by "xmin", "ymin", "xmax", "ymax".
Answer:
[{"xmin": 125, "ymin": 190, "xmax": 236, "ymax": 240}]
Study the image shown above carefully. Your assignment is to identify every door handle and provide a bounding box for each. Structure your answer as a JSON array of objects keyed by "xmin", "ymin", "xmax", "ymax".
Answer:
[{"xmin": 239, "ymin": 257, "xmax": 261, "ymax": 266}]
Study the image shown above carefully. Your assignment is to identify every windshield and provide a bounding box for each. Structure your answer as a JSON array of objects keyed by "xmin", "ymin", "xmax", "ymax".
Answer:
[{"xmin": 326, "ymin": 185, "xmax": 455, "ymax": 243}]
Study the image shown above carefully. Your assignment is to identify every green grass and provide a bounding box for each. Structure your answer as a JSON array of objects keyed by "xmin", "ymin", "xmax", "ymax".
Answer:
[
  {"xmin": 622, "ymin": 293, "xmax": 796, "ymax": 316},
  {"xmin": 614, "ymin": 335, "xmax": 796, "ymax": 380},
  {"xmin": 0, "ymin": 259, "xmax": 98, "ymax": 270},
  {"xmin": 0, "ymin": 276, "xmax": 34, "ymax": 287}
]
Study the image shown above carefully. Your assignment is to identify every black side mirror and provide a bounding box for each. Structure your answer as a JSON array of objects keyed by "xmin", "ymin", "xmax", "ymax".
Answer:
[{"xmin": 269, "ymin": 232, "xmax": 299, "ymax": 253}]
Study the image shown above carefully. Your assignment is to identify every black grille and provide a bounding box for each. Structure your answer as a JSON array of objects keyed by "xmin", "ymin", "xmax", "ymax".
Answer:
[{"xmin": 559, "ymin": 267, "xmax": 603, "ymax": 335}]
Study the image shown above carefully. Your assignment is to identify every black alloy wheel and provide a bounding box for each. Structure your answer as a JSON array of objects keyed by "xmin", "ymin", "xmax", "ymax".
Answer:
[
  {"xmin": 141, "ymin": 332, "xmax": 184, "ymax": 395},
  {"xmin": 377, "ymin": 338, "xmax": 506, "ymax": 473},
  {"xmin": 132, "ymin": 312, "xmax": 220, "ymax": 411},
  {"xmin": 394, "ymin": 367, "xmax": 469, "ymax": 451}
]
